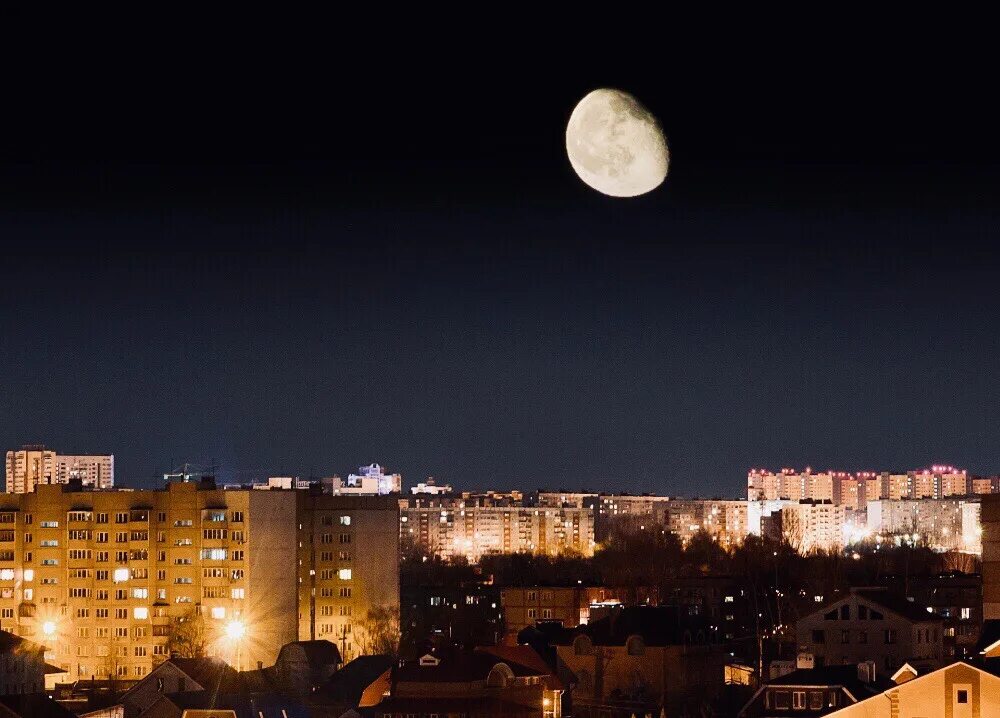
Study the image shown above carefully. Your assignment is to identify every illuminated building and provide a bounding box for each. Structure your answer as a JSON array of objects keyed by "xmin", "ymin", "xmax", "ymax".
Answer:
[
  {"xmin": 866, "ymin": 498, "xmax": 978, "ymax": 552},
  {"xmin": 654, "ymin": 500, "xmax": 748, "ymax": 547},
  {"xmin": 779, "ymin": 500, "xmax": 845, "ymax": 553},
  {"xmin": 410, "ymin": 479, "xmax": 453, "ymax": 495},
  {"xmin": 330, "ymin": 464, "xmax": 401, "ymax": 495},
  {"xmin": 5, "ymin": 446, "xmax": 113, "ymax": 493},
  {"xmin": 0, "ymin": 480, "xmax": 399, "ymax": 679},
  {"xmin": 399, "ymin": 498, "xmax": 594, "ymax": 561}
]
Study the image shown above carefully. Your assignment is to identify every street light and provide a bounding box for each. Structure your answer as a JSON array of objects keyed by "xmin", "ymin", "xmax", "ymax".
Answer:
[
  {"xmin": 42, "ymin": 620, "xmax": 57, "ymax": 637},
  {"xmin": 224, "ymin": 619, "xmax": 246, "ymax": 640},
  {"xmin": 225, "ymin": 619, "xmax": 246, "ymax": 671}
]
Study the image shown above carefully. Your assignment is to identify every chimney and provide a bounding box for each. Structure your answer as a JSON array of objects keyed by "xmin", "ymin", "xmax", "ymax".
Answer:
[
  {"xmin": 796, "ymin": 653, "xmax": 814, "ymax": 670},
  {"xmin": 857, "ymin": 660, "xmax": 876, "ymax": 683}
]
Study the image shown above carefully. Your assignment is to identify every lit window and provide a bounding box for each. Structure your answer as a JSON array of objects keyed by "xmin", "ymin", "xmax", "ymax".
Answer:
[
  {"xmin": 22, "ymin": 569, "xmax": 33, "ymax": 582},
  {"xmin": 113, "ymin": 568, "xmax": 129, "ymax": 583},
  {"xmin": 338, "ymin": 568, "xmax": 352, "ymax": 580},
  {"xmin": 211, "ymin": 606, "xmax": 226, "ymax": 619},
  {"xmin": 133, "ymin": 607, "xmax": 148, "ymax": 619}
]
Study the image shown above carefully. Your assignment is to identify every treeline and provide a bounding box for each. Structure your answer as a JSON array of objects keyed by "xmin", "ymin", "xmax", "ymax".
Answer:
[{"xmin": 404, "ymin": 529, "xmax": 979, "ymax": 594}]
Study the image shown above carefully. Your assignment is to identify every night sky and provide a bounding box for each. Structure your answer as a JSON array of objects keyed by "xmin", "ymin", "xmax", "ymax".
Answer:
[{"xmin": 2, "ymin": 21, "xmax": 999, "ymax": 495}]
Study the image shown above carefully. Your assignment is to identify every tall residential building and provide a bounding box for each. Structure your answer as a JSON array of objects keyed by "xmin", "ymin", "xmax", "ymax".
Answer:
[
  {"xmin": 779, "ymin": 500, "xmax": 845, "ymax": 553},
  {"xmin": 983, "ymin": 494, "xmax": 1000, "ymax": 621},
  {"xmin": 0, "ymin": 480, "xmax": 399, "ymax": 681},
  {"xmin": 866, "ymin": 498, "xmax": 976, "ymax": 552},
  {"xmin": 53, "ymin": 454, "xmax": 114, "ymax": 489},
  {"xmin": 653, "ymin": 500, "xmax": 748, "ymax": 547},
  {"xmin": 399, "ymin": 498, "xmax": 594, "ymax": 561},
  {"xmin": 5, "ymin": 446, "xmax": 113, "ymax": 493}
]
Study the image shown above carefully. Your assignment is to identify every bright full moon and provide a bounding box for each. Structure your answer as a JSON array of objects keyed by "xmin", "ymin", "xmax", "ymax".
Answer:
[{"xmin": 566, "ymin": 88, "xmax": 669, "ymax": 197}]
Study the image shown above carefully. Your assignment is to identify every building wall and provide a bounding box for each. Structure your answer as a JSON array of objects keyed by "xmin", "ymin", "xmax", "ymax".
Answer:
[
  {"xmin": 982, "ymin": 495, "xmax": 1000, "ymax": 620},
  {"xmin": 0, "ymin": 482, "xmax": 399, "ymax": 679},
  {"xmin": 297, "ymin": 494, "xmax": 399, "ymax": 661}
]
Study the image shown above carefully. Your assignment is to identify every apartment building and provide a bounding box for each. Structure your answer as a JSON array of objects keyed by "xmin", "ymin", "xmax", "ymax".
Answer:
[
  {"xmin": 652, "ymin": 500, "xmax": 748, "ymax": 547},
  {"xmin": 399, "ymin": 500, "xmax": 594, "ymax": 561},
  {"xmin": 866, "ymin": 499, "xmax": 976, "ymax": 551},
  {"xmin": 0, "ymin": 480, "xmax": 399, "ymax": 681},
  {"xmin": 296, "ymin": 493, "xmax": 400, "ymax": 660},
  {"xmin": 780, "ymin": 501, "xmax": 845, "ymax": 553},
  {"xmin": 983, "ymin": 494, "xmax": 1000, "ymax": 621},
  {"xmin": 749, "ymin": 467, "xmax": 981, "ymax": 507},
  {"xmin": 530, "ymin": 491, "xmax": 598, "ymax": 509},
  {"xmin": 594, "ymin": 494, "xmax": 670, "ymax": 540},
  {"xmin": 5, "ymin": 446, "xmax": 114, "ymax": 493}
]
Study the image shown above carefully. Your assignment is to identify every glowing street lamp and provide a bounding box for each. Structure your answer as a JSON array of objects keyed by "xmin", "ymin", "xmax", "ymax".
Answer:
[
  {"xmin": 42, "ymin": 620, "xmax": 57, "ymax": 637},
  {"xmin": 225, "ymin": 619, "xmax": 246, "ymax": 671},
  {"xmin": 224, "ymin": 619, "xmax": 246, "ymax": 640}
]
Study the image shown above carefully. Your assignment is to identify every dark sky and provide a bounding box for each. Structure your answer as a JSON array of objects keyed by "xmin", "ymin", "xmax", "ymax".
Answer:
[{"xmin": 2, "ymin": 17, "xmax": 999, "ymax": 495}]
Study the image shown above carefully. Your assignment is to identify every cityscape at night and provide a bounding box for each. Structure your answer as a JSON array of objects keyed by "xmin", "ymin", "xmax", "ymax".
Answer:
[{"xmin": 4, "ymin": 11, "xmax": 1000, "ymax": 718}]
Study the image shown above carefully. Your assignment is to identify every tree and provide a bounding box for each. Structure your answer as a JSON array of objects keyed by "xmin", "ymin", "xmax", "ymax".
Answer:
[
  {"xmin": 166, "ymin": 607, "xmax": 208, "ymax": 658},
  {"xmin": 357, "ymin": 605, "xmax": 401, "ymax": 657}
]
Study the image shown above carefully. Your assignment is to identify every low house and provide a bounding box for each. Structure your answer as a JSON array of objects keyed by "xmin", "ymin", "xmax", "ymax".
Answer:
[
  {"xmin": 0, "ymin": 630, "xmax": 52, "ymax": 696},
  {"xmin": 120, "ymin": 657, "xmax": 240, "ymax": 718},
  {"xmin": 0, "ymin": 694, "xmax": 80, "ymax": 718},
  {"xmin": 552, "ymin": 605, "xmax": 723, "ymax": 718},
  {"xmin": 359, "ymin": 645, "xmax": 562, "ymax": 718},
  {"xmin": 823, "ymin": 660, "xmax": 1000, "ymax": 716},
  {"xmin": 312, "ymin": 655, "xmax": 395, "ymax": 717},
  {"xmin": 796, "ymin": 588, "xmax": 943, "ymax": 673},
  {"xmin": 272, "ymin": 641, "xmax": 341, "ymax": 697},
  {"xmin": 738, "ymin": 661, "xmax": 891, "ymax": 717}
]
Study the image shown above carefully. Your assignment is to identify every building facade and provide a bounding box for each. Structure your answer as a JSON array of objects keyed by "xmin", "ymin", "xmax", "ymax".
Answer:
[
  {"xmin": 331, "ymin": 464, "xmax": 401, "ymax": 496},
  {"xmin": 780, "ymin": 501, "xmax": 845, "ymax": 553},
  {"xmin": 0, "ymin": 481, "xmax": 399, "ymax": 680},
  {"xmin": 400, "ymin": 499, "xmax": 594, "ymax": 561},
  {"xmin": 796, "ymin": 589, "xmax": 943, "ymax": 673},
  {"xmin": 866, "ymin": 498, "xmax": 977, "ymax": 552},
  {"xmin": 5, "ymin": 446, "xmax": 114, "ymax": 493}
]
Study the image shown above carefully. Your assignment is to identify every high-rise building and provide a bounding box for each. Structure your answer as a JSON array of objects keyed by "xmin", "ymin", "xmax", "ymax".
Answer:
[
  {"xmin": 0, "ymin": 480, "xmax": 399, "ymax": 680},
  {"xmin": 866, "ymin": 498, "xmax": 976, "ymax": 552},
  {"xmin": 53, "ymin": 454, "xmax": 114, "ymax": 490},
  {"xmin": 5, "ymin": 446, "xmax": 113, "ymax": 493},
  {"xmin": 654, "ymin": 500, "xmax": 748, "ymax": 547},
  {"xmin": 982, "ymin": 495, "xmax": 1000, "ymax": 621},
  {"xmin": 399, "ymin": 497, "xmax": 594, "ymax": 561},
  {"xmin": 779, "ymin": 500, "xmax": 845, "ymax": 552}
]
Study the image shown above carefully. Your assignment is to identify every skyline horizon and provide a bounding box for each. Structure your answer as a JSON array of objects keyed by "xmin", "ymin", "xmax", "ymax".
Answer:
[{"xmin": 2, "ymin": 442, "xmax": 990, "ymax": 495}]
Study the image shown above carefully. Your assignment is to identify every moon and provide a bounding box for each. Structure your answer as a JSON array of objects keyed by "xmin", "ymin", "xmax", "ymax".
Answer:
[{"xmin": 566, "ymin": 88, "xmax": 669, "ymax": 197}]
